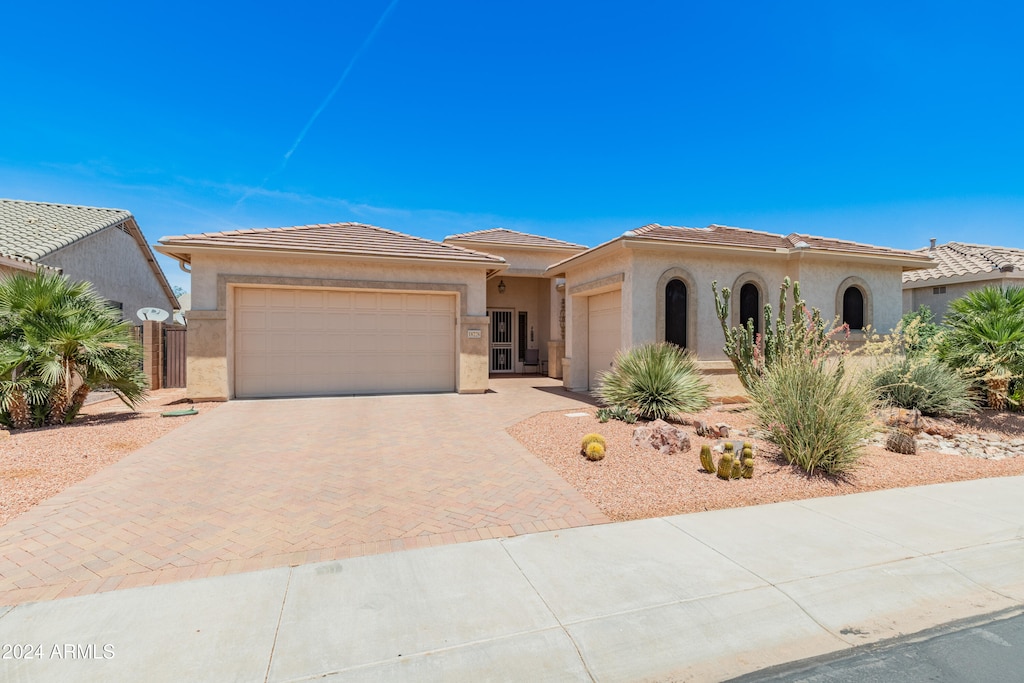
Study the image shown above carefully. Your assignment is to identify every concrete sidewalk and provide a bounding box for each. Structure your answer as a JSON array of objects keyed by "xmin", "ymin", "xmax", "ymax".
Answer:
[{"xmin": 1, "ymin": 476, "xmax": 1022, "ymax": 682}]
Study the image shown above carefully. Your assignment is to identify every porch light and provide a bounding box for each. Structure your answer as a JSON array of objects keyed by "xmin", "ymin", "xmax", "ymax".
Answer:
[{"xmin": 498, "ymin": 279, "xmax": 506, "ymax": 294}]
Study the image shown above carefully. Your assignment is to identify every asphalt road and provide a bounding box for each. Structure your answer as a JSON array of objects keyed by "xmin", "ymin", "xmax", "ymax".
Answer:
[{"xmin": 734, "ymin": 609, "xmax": 1024, "ymax": 683}]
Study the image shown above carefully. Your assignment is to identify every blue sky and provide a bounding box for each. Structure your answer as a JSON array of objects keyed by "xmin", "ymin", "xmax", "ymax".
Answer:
[{"xmin": 3, "ymin": 1, "xmax": 1023, "ymax": 293}]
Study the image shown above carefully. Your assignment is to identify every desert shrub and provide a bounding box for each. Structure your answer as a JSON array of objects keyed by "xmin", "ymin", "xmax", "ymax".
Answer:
[
  {"xmin": 580, "ymin": 433, "xmax": 606, "ymax": 450},
  {"xmin": 584, "ymin": 442, "xmax": 606, "ymax": 461},
  {"xmin": 871, "ymin": 356, "xmax": 978, "ymax": 417},
  {"xmin": 712, "ymin": 277, "xmax": 848, "ymax": 391},
  {"xmin": 749, "ymin": 357, "xmax": 876, "ymax": 476},
  {"xmin": 595, "ymin": 405, "xmax": 637, "ymax": 424},
  {"xmin": 897, "ymin": 307, "xmax": 941, "ymax": 357},
  {"xmin": 596, "ymin": 342, "xmax": 710, "ymax": 420}
]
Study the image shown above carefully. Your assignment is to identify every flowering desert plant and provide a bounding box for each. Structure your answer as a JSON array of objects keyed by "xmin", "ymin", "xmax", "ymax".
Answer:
[
  {"xmin": 712, "ymin": 277, "xmax": 848, "ymax": 391},
  {"xmin": 750, "ymin": 357, "xmax": 876, "ymax": 475}
]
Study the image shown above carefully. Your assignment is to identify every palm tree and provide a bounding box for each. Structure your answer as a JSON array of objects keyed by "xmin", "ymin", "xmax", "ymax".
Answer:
[
  {"xmin": 0, "ymin": 270, "xmax": 147, "ymax": 428},
  {"xmin": 937, "ymin": 285, "xmax": 1024, "ymax": 410}
]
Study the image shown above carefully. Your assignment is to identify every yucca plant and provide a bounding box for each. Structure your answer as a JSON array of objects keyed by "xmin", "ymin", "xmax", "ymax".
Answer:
[
  {"xmin": 871, "ymin": 356, "xmax": 979, "ymax": 417},
  {"xmin": 596, "ymin": 342, "xmax": 710, "ymax": 420}
]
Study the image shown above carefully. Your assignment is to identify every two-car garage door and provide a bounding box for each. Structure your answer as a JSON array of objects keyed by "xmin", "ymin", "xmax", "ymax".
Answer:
[{"xmin": 234, "ymin": 287, "xmax": 456, "ymax": 398}]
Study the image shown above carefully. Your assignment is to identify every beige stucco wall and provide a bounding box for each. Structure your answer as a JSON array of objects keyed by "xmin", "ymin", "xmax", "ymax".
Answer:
[
  {"xmin": 39, "ymin": 225, "xmax": 175, "ymax": 320},
  {"xmin": 562, "ymin": 244, "xmax": 911, "ymax": 390},
  {"xmin": 903, "ymin": 275, "xmax": 1024, "ymax": 321},
  {"xmin": 185, "ymin": 250, "xmax": 490, "ymax": 400},
  {"xmin": 562, "ymin": 247, "xmax": 632, "ymax": 391},
  {"xmin": 485, "ymin": 275, "xmax": 551, "ymax": 369}
]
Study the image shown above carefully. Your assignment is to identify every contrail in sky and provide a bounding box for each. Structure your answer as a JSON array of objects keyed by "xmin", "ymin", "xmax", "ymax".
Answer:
[{"xmin": 236, "ymin": 0, "xmax": 400, "ymax": 208}]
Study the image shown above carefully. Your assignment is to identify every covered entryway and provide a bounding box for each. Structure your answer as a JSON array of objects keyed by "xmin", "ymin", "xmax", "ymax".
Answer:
[
  {"xmin": 587, "ymin": 289, "xmax": 621, "ymax": 390},
  {"xmin": 234, "ymin": 287, "xmax": 456, "ymax": 398}
]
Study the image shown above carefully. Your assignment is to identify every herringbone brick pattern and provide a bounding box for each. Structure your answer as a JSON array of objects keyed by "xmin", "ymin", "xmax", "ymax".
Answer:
[{"xmin": 0, "ymin": 379, "xmax": 608, "ymax": 605}]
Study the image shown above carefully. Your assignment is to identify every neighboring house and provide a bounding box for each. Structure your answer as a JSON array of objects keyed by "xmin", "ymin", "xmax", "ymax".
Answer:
[
  {"xmin": 155, "ymin": 220, "xmax": 932, "ymax": 400},
  {"xmin": 545, "ymin": 224, "xmax": 935, "ymax": 391},
  {"xmin": 0, "ymin": 199, "xmax": 178, "ymax": 319},
  {"xmin": 903, "ymin": 240, "xmax": 1024, "ymax": 320}
]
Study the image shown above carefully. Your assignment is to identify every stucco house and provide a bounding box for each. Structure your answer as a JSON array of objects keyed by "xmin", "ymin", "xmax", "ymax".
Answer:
[
  {"xmin": 546, "ymin": 224, "xmax": 934, "ymax": 391},
  {"xmin": 0, "ymin": 199, "xmax": 178, "ymax": 318},
  {"xmin": 156, "ymin": 220, "xmax": 932, "ymax": 400},
  {"xmin": 903, "ymin": 240, "xmax": 1024, "ymax": 321}
]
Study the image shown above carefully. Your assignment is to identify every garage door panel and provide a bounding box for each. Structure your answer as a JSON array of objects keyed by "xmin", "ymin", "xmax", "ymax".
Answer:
[
  {"xmin": 588, "ymin": 290, "xmax": 622, "ymax": 391},
  {"xmin": 235, "ymin": 287, "xmax": 456, "ymax": 398},
  {"xmin": 237, "ymin": 288, "xmax": 266, "ymax": 306},
  {"xmin": 380, "ymin": 293, "xmax": 405, "ymax": 310},
  {"xmin": 265, "ymin": 289, "xmax": 296, "ymax": 307},
  {"xmin": 379, "ymin": 313, "xmax": 405, "ymax": 332},
  {"xmin": 324, "ymin": 291, "xmax": 352, "ymax": 309}
]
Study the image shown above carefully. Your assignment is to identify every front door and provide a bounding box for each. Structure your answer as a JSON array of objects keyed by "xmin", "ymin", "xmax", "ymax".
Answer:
[{"xmin": 489, "ymin": 308, "xmax": 514, "ymax": 372}]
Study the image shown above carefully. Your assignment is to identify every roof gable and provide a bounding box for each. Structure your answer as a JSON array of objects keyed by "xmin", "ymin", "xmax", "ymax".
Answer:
[
  {"xmin": 445, "ymin": 228, "xmax": 586, "ymax": 250},
  {"xmin": 158, "ymin": 222, "xmax": 506, "ymax": 265},
  {"xmin": 903, "ymin": 241, "xmax": 1024, "ymax": 283},
  {"xmin": 0, "ymin": 199, "xmax": 132, "ymax": 260}
]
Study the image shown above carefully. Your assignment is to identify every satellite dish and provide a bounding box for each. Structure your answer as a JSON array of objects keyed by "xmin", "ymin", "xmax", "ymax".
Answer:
[
  {"xmin": 137, "ymin": 307, "xmax": 170, "ymax": 322},
  {"xmin": 173, "ymin": 312, "xmax": 186, "ymax": 325}
]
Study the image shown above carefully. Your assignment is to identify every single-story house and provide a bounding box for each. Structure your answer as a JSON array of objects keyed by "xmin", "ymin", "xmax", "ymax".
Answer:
[
  {"xmin": 0, "ymin": 199, "xmax": 178, "ymax": 318},
  {"xmin": 903, "ymin": 240, "xmax": 1024, "ymax": 321},
  {"xmin": 546, "ymin": 224, "xmax": 935, "ymax": 391},
  {"xmin": 155, "ymin": 221, "xmax": 933, "ymax": 400}
]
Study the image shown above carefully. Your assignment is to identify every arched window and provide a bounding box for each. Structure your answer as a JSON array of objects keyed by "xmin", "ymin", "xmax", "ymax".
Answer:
[
  {"xmin": 739, "ymin": 283, "xmax": 760, "ymax": 335},
  {"xmin": 843, "ymin": 286, "xmax": 865, "ymax": 330},
  {"xmin": 665, "ymin": 279, "xmax": 687, "ymax": 347}
]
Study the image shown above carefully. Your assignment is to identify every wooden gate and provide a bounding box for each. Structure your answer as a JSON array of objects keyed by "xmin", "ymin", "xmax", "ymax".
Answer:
[{"xmin": 163, "ymin": 326, "xmax": 187, "ymax": 388}]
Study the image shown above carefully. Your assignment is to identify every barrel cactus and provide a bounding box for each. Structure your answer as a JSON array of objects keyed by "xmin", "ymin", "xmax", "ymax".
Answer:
[
  {"xmin": 717, "ymin": 452, "xmax": 734, "ymax": 479},
  {"xmin": 742, "ymin": 457, "xmax": 754, "ymax": 478},
  {"xmin": 585, "ymin": 442, "xmax": 606, "ymax": 461},
  {"xmin": 699, "ymin": 444, "xmax": 715, "ymax": 473}
]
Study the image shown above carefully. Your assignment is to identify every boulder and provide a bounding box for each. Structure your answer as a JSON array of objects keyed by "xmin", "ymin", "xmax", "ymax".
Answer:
[
  {"xmin": 633, "ymin": 419, "xmax": 692, "ymax": 455},
  {"xmin": 919, "ymin": 416, "xmax": 958, "ymax": 439}
]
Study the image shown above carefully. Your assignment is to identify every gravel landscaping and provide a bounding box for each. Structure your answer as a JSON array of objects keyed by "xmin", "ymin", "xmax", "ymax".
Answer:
[
  {"xmin": 0, "ymin": 389, "xmax": 220, "ymax": 526},
  {"xmin": 508, "ymin": 402, "xmax": 1024, "ymax": 522}
]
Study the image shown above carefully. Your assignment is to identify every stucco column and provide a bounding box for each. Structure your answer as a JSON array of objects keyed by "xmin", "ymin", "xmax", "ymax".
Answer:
[
  {"xmin": 141, "ymin": 320, "xmax": 163, "ymax": 390},
  {"xmin": 564, "ymin": 293, "xmax": 589, "ymax": 391},
  {"xmin": 458, "ymin": 315, "xmax": 490, "ymax": 393}
]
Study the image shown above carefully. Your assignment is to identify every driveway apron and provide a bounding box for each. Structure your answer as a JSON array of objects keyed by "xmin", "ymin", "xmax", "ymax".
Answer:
[{"xmin": 0, "ymin": 378, "xmax": 608, "ymax": 605}]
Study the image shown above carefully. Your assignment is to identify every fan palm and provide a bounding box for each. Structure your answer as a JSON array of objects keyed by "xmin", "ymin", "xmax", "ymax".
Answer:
[
  {"xmin": 0, "ymin": 270, "xmax": 147, "ymax": 428},
  {"xmin": 937, "ymin": 285, "xmax": 1024, "ymax": 410}
]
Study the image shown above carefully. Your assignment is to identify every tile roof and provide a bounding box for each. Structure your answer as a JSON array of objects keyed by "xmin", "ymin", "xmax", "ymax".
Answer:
[
  {"xmin": 903, "ymin": 242, "xmax": 1024, "ymax": 283},
  {"xmin": 0, "ymin": 251, "xmax": 49, "ymax": 272},
  {"xmin": 445, "ymin": 228, "xmax": 586, "ymax": 250},
  {"xmin": 629, "ymin": 224, "xmax": 930, "ymax": 260},
  {"xmin": 0, "ymin": 199, "xmax": 133, "ymax": 260},
  {"xmin": 159, "ymin": 222, "xmax": 506, "ymax": 264}
]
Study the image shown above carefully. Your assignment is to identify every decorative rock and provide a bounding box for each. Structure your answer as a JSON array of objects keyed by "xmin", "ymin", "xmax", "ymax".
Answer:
[
  {"xmin": 694, "ymin": 420, "xmax": 711, "ymax": 437},
  {"xmin": 885, "ymin": 408, "xmax": 922, "ymax": 433},
  {"xmin": 632, "ymin": 419, "xmax": 692, "ymax": 455},
  {"xmin": 715, "ymin": 423, "xmax": 731, "ymax": 438},
  {"xmin": 919, "ymin": 416, "xmax": 958, "ymax": 438}
]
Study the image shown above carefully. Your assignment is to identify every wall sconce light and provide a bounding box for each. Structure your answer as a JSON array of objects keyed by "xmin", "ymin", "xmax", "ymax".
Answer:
[{"xmin": 497, "ymin": 279, "xmax": 506, "ymax": 294}]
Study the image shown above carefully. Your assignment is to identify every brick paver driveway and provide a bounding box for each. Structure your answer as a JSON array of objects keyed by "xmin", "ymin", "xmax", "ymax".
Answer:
[{"xmin": 0, "ymin": 378, "xmax": 608, "ymax": 605}]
